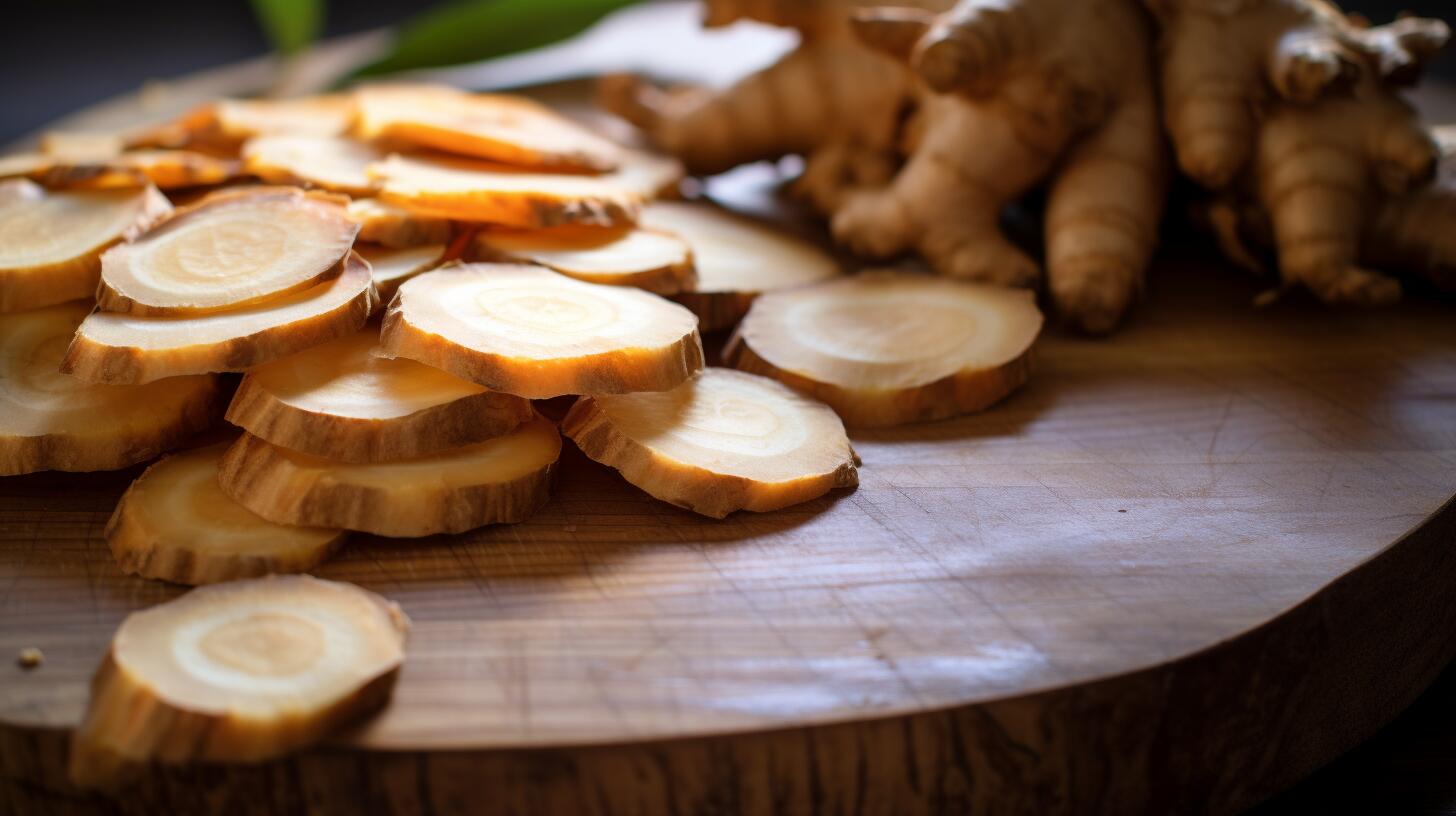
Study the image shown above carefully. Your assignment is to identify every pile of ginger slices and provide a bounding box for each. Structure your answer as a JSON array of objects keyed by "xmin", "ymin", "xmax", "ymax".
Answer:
[{"xmin": 0, "ymin": 84, "xmax": 1043, "ymax": 791}]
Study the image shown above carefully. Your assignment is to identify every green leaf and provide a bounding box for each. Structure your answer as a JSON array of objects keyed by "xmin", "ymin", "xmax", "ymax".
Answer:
[
  {"xmin": 250, "ymin": 0, "xmax": 324, "ymax": 56},
  {"xmin": 354, "ymin": 0, "xmax": 639, "ymax": 78}
]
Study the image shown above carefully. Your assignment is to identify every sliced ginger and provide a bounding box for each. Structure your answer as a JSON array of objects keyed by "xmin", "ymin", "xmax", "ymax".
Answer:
[
  {"xmin": 98, "ymin": 187, "xmax": 359, "ymax": 315},
  {"xmin": 68, "ymin": 575, "xmax": 407, "ymax": 790},
  {"xmin": 369, "ymin": 149, "xmax": 682, "ymax": 228},
  {"xmin": 381, "ymin": 264, "xmax": 703, "ymax": 398},
  {"xmin": 725, "ymin": 271, "xmax": 1043, "ymax": 427},
  {"xmin": 640, "ymin": 201, "xmax": 840, "ymax": 330},
  {"xmin": 346, "ymin": 197, "xmax": 454, "ymax": 248},
  {"xmin": 471, "ymin": 224, "xmax": 696, "ymax": 294},
  {"xmin": 354, "ymin": 84, "xmax": 623, "ymax": 171},
  {"xmin": 1, "ymin": 302, "xmax": 221, "ymax": 475},
  {"xmin": 227, "ymin": 329, "xmax": 534, "ymax": 463},
  {"xmin": 355, "ymin": 242, "xmax": 448, "ymax": 303},
  {"xmin": 218, "ymin": 417, "xmax": 561, "ymax": 537},
  {"xmin": 1, "ymin": 149, "xmax": 240, "ymax": 190},
  {"xmin": 243, "ymin": 135, "xmax": 383, "ymax": 195},
  {"xmin": 215, "ymin": 95, "xmax": 354, "ymax": 139},
  {"xmin": 107, "ymin": 441, "xmax": 346, "ymax": 585},
  {"xmin": 564, "ymin": 368, "xmax": 858, "ymax": 518},
  {"xmin": 0, "ymin": 180, "xmax": 171, "ymax": 312},
  {"xmin": 65, "ymin": 251, "xmax": 377, "ymax": 384}
]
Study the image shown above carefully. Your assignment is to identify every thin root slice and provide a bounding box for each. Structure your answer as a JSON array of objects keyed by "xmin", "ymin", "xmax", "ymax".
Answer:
[
  {"xmin": 68, "ymin": 575, "xmax": 407, "ymax": 791},
  {"xmin": 226, "ymin": 329, "xmax": 534, "ymax": 463},
  {"xmin": 3, "ymin": 150, "xmax": 240, "ymax": 190},
  {"xmin": 564, "ymin": 368, "xmax": 857, "ymax": 518},
  {"xmin": 470, "ymin": 224, "xmax": 696, "ymax": 294},
  {"xmin": 346, "ymin": 197, "xmax": 454, "ymax": 248},
  {"xmin": 369, "ymin": 150, "xmax": 682, "ymax": 228},
  {"xmin": 0, "ymin": 180, "xmax": 172, "ymax": 312},
  {"xmin": 1, "ymin": 302, "xmax": 221, "ymax": 475},
  {"xmin": 218, "ymin": 417, "xmax": 561, "ymax": 537},
  {"xmin": 243, "ymin": 135, "xmax": 383, "ymax": 195},
  {"xmin": 640, "ymin": 201, "xmax": 841, "ymax": 330},
  {"xmin": 380, "ymin": 263, "xmax": 703, "ymax": 398},
  {"xmin": 354, "ymin": 84, "xmax": 623, "ymax": 171},
  {"xmin": 215, "ymin": 95, "xmax": 354, "ymax": 139},
  {"xmin": 107, "ymin": 441, "xmax": 346, "ymax": 585},
  {"xmin": 41, "ymin": 132, "xmax": 125, "ymax": 161},
  {"xmin": 356, "ymin": 242, "xmax": 449, "ymax": 303},
  {"xmin": 65, "ymin": 251, "xmax": 377, "ymax": 384},
  {"xmin": 724, "ymin": 271, "xmax": 1043, "ymax": 427}
]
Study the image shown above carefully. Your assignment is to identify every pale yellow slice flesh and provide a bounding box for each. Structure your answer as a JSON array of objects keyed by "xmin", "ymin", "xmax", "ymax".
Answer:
[
  {"xmin": 369, "ymin": 150, "xmax": 682, "ymax": 228},
  {"xmin": 226, "ymin": 329, "xmax": 534, "ymax": 463},
  {"xmin": 356, "ymin": 242, "xmax": 448, "ymax": 303},
  {"xmin": 218, "ymin": 417, "xmax": 561, "ymax": 537},
  {"xmin": 471, "ymin": 224, "xmax": 696, "ymax": 294},
  {"xmin": 725, "ymin": 271, "xmax": 1044, "ymax": 427},
  {"xmin": 107, "ymin": 441, "xmax": 346, "ymax": 585},
  {"xmin": 380, "ymin": 264, "xmax": 703, "ymax": 398},
  {"xmin": 215, "ymin": 95, "xmax": 354, "ymax": 138},
  {"xmin": 0, "ymin": 180, "xmax": 172, "ymax": 312},
  {"xmin": 68, "ymin": 575, "xmax": 407, "ymax": 791},
  {"xmin": 0, "ymin": 302, "xmax": 221, "ymax": 475},
  {"xmin": 243, "ymin": 135, "xmax": 383, "ymax": 195},
  {"xmin": 346, "ymin": 197, "xmax": 454, "ymax": 248},
  {"xmin": 354, "ymin": 84, "xmax": 622, "ymax": 171},
  {"xmin": 640, "ymin": 201, "xmax": 841, "ymax": 331},
  {"xmin": 65, "ymin": 252, "xmax": 377, "ymax": 385},
  {"xmin": 5, "ymin": 150, "xmax": 240, "ymax": 190},
  {"xmin": 98, "ymin": 187, "xmax": 359, "ymax": 315},
  {"xmin": 564, "ymin": 368, "xmax": 858, "ymax": 518},
  {"xmin": 41, "ymin": 131, "xmax": 125, "ymax": 161}
]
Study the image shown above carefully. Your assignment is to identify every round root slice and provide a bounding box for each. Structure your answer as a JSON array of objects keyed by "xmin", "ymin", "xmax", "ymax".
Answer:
[
  {"xmin": 215, "ymin": 95, "xmax": 354, "ymax": 139},
  {"xmin": 564, "ymin": 368, "xmax": 858, "ymax": 518},
  {"xmin": 641, "ymin": 201, "xmax": 841, "ymax": 331},
  {"xmin": 21, "ymin": 150, "xmax": 240, "ymax": 191},
  {"xmin": 67, "ymin": 575, "xmax": 407, "ymax": 791},
  {"xmin": 107, "ymin": 441, "xmax": 346, "ymax": 585},
  {"xmin": 354, "ymin": 84, "xmax": 623, "ymax": 172},
  {"xmin": 380, "ymin": 264, "xmax": 704, "ymax": 399},
  {"xmin": 226, "ymin": 329, "xmax": 534, "ymax": 463},
  {"xmin": 243, "ymin": 135, "xmax": 383, "ymax": 195},
  {"xmin": 356, "ymin": 242, "xmax": 448, "ymax": 303},
  {"xmin": 98, "ymin": 187, "xmax": 359, "ymax": 315},
  {"xmin": 0, "ymin": 181, "xmax": 172, "ymax": 312},
  {"xmin": 369, "ymin": 150, "xmax": 683, "ymax": 229},
  {"xmin": 470, "ymin": 224, "xmax": 696, "ymax": 294},
  {"xmin": 346, "ymin": 197, "xmax": 454, "ymax": 248},
  {"xmin": 41, "ymin": 131, "xmax": 125, "ymax": 161},
  {"xmin": 0, "ymin": 303, "xmax": 221, "ymax": 476},
  {"xmin": 65, "ymin": 252, "xmax": 377, "ymax": 385},
  {"xmin": 724, "ymin": 271, "xmax": 1043, "ymax": 428},
  {"xmin": 218, "ymin": 417, "xmax": 561, "ymax": 537}
]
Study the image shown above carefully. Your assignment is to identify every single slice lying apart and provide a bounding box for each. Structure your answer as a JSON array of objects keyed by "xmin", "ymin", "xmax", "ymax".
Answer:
[
  {"xmin": 226, "ymin": 329, "xmax": 534, "ymax": 462},
  {"xmin": 380, "ymin": 264, "xmax": 703, "ymax": 398},
  {"xmin": 370, "ymin": 150, "xmax": 681, "ymax": 228},
  {"xmin": 0, "ymin": 180, "xmax": 171, "ymax": 311},
  {"xmin": 471, "ymin": 224, "xmax": 696, "ymax": 294},
  {"xmin": 243, "ymin": 135, "xmax": 382, "ymax": 195},
  {"xmin": 68, "ymin": 575, "xmax": 407, "ymax": 790},
  {"xmin": 107, "ymin": 441, "xmax": 347, "ymax": 585},
  {"xmin": 65, "ymin": 251, "xmax": 376, "ymax": 384},
  {"xmin": 639, "ymin": 201, "xmax": 841, "ymax": 330},
  {"xmin": 218, "ymin": 417, "xmax": 560, "ymax": 537},
  {"xmin": 356, "ymin": 242, "xmax": 448, "ymax": 302},
  {"xmin": 354, "ymin": 84, "xmax": 622, "ymax": 171},
  {"xmin": 725, "ymin": 271, "xmax": 1043, "ymax": 427},
  {"xmin": 1, "ymin": 302, "xmax": 221, "ymax": 475},
  {"xmin": 564, "ymin": 368, "xmax": 858, "ymax": 518},
  {"xmin": 346, "ymin": 197, "xmax": 454, "ymax": 248},
  {"xmin": 98, "ymin": 186, "xmax": 359, "ymax": 315}
]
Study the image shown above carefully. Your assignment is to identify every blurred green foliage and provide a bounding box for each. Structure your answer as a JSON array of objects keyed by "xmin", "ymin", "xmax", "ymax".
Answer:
[{"xmin": 249, "ymin": 0, "xmax": 323, "ymax": 55}]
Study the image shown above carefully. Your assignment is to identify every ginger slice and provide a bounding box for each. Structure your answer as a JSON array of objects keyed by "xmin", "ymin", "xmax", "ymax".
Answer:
[
  {"xmin": 724, "ymin": 271, "xmax": 1043, "ymax": 427},
  {"xmin": 226, "ymin": 329, "xmax": 533, "ymax": 463},
  {"xmin": 0, "ymin": 180, "xmax": 171, "ymax": 312},
  {"xmin": 369, "ymin": 149, "xmax": 683, "ymax": 228},
  {"xmin": 564, "ymin": 368, "xmax": 858, "ymax": 518},
  {"xmin": 65, "ymin": 251, "xmax": 377, "ymax": 385},
  {"xmin": 215, "ymin": 95, "xmax": 354, "ymax": 139},
  {"xmin": 243, "ymin": 135, "xmax": 383, "ymax": 195},
  {"xmin": 68, "ymin": 575, "xmax": 407, "ymax": 790},
  {"xmin": 380, "ymin": 263, "xmax": 703, "ymax": 398},
  {"xmin": 98, "ymin": 187, "xmax": 359, "ymax": 315},
  {"xmin": 218, "ymin": 417, "xmax": 560, "ymax": 537},
  {"xmin": 41, "ymin": 131, "xmax": 125, "ymax": 162},
  {"xmin": 0, "ymin": 302, "xmax": 220, "ymax": 475},
  {"xmin": 354, "ymin": 84, "xmax": 622, "ymax": 172},
  {"xmin": 470, "ymin": 224, "xmax": 696, "ymax": 294},
  {"xmin": 6, "ymin": 150, "xmax": 241, "ymax": 191},
  {"xmin": 346, "ymin": 197, "xmax": 454, "ymax": 248},
  {"xmin": 107, "ymin": 441, "xmax": 346, "ymax": 585},
  {"xmin": 356, "ymin": 242, "xmax": 448, "ymax": 303},
  {"xmin": 639, "ymin": 201, "xmax": 841, "ymax": 330}
]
